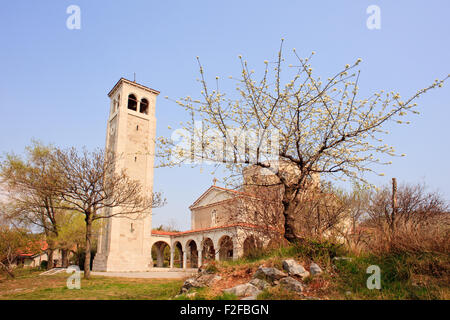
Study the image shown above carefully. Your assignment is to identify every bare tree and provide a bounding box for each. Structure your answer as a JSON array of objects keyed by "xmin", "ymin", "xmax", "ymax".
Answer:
[
  {"xmin": 336, "ymin": 183, "xmax": 372, "ymax": 252},
  {"xmin": 53, "ymin": 147, "xmax": 165, "ymax": 279},
  {"xmin": 293, "ymin": 183, "xmax": 350, "ymax": 242},
  {"xmin": 364, "ymin": 181, "xmax": 449, "ymax": 253},
  {"xmin": 221, "ymin": 184, "xmax": 285, "ymax": 252},
  {"xmin": 158, "ymin": 40, "xmax": 448, "ymax": 243}
]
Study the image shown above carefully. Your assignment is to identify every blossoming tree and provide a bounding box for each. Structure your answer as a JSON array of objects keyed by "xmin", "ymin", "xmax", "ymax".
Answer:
[{"xmin": 158, "ymin": 40, "xmax": 448, "ymax": 243}]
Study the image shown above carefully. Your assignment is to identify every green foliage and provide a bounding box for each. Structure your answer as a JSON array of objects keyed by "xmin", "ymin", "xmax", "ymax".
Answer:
[
  {"xmin": 1, "ymin": 275, "xmax": 183, "ymax": 300},
  {"xmin": 292, "ymin": 239, "xmax": 347, "ymax": 265},
  {"xmin": 213, "ymin": 292, "xmax": 237, "ymax": 300},
  {"xmin": 204, "ymin": 263, "xmax": 219, "ymax": 274},
  {"xmin": 257, "ymin": 286, "xmax": 299, "ymax": 300},
  {"xmin": 332, "ymin": 251, "xmax": 449, "ymax": 299}
]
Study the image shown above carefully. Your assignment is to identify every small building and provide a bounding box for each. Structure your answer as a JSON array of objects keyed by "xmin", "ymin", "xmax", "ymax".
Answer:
[{"xmin": 12, "ymin": 241, "xmax": 72, "ymax": 269}]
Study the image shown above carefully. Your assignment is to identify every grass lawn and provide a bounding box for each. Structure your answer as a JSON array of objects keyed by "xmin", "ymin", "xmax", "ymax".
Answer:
[{"xmin": 0, "ymin": 269, "xmax": 183, "ymax": 300}]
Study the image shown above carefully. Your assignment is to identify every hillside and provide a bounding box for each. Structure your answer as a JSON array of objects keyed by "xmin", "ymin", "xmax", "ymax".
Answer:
[{"xmin": 175, "ymin": 240, "xmax": 450, "ymax": 300}]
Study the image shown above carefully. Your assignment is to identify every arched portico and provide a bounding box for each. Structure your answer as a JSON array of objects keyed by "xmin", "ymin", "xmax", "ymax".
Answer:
[
  {"xmin": 186, "ymin": 239, "xmax": 199, "ymax": 268},
  {"xmin": 173, "ymin": 241, "xmax": 183, "ymax": 268},
  {"xmin": 218, "ymin": 235, "xmax": 233, "ymax": 261},
  {"xmin": 151, "ymin": 241, "xmax": 171, "ymax": 268},
  {"xmin": 201, "ymin": 238, "xmax": 215, "ymax": 264}
]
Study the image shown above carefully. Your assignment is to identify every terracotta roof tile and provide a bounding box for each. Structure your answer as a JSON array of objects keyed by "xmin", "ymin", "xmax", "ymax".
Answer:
[{"xmin": 151, "ymin": 222, "xmax": 281, "ymax": 236}]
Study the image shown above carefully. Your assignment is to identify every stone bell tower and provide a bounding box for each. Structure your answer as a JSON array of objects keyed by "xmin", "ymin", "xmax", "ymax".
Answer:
[{"xmin": 93, "ymin": 78, "xmax": 159, "ymax": 272}]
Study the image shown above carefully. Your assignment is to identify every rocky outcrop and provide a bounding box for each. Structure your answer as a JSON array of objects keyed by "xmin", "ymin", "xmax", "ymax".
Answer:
[
  {"xmin": 253, "ymin": 266, "xmax": 287, "ymax": 284},
  {"xmin": 181, "ymin": 273, "xmax": 222, "ymax": 293},
  {"xmin": 249, "ymin": 278, "xmax": 270, "ymax": 290},
  {"xmin": 223, "ymin": 283, "xmax": 261, "ymax": 298},
  {"xmin": 279, "ymin": 276, "xmax": 304, "ymax": 293},
  {"xmin": 282, "ymin": 259, "xmax": 310, "ymax": 278},
  {"xmin": 310, "ymin": 262, "xmax": 323, "ymax": 275}
]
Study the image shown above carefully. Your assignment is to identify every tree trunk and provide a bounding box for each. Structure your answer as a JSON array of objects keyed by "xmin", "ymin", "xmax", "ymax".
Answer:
[
  {"xmin": 47, "ymin": 248, "xmax": 54, "ymax": 270},
  {"xmin": 282, "ymin": 187, "xmax": 299, "ymax": 243},
  {"xmin": 61, "ymin": 249, "xmax": 69, "ymax": 268},
  {"xmin": 0, "ymin": 263, "xmax": 15, "ymax": 278},
  {"xmin": 391, "ymin": 177, "xmax": 397, "ymax": 234},
  {"xmin": 84, "ymin": 216, "xmax": 92, "ymax": 279}
]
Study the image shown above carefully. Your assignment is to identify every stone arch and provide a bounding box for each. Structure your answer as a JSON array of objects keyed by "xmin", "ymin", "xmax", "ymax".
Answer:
[
  {"xmin": 201, "ymin": 237, "xmax": 215, "ymax": 263},
  {"xmin": 186, "ymin": 239, "xmax": 198, "ymax": 268},
  {"xmin": 127, "ymin": 93, "xmax": 138, "ymax": 111},
  {"xmin": 218, "ymin": 235, "xmax": 233, "ymax": 261},
  {"xmin": 139, "ymin": 98, "xmax": 149, "ymax": 115},
  {"xmin": 243, "ymin": 235, "xmax": 263, "ymax": 257},
  {"xmin": 151, "ymin": 241, "xmax": 170, "ymax": 268},
  {"xmin": 173, "ymin": 241, "xmax": 183, "ymax": 268}
]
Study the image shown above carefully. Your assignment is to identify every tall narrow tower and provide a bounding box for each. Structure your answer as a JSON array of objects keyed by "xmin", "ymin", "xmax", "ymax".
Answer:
[{"xmin": 93, "ymin": 78, "xmax": 159, "ymax": 272}]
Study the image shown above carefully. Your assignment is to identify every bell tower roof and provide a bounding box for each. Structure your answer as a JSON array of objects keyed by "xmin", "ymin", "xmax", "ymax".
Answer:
[{"xmin": 108, "ymin": 77, "xmax": 160, "ymax": 97}]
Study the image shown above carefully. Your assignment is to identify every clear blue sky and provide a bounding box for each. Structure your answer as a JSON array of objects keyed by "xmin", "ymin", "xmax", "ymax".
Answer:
[{"xmin": 0, "ymin": 1, "xmax": 449, "ymax": 230}]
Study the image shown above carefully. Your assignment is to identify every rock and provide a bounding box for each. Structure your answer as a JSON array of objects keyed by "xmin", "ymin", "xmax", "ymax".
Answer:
[
  {"xmin": 249, "ymin": 278, "xmax": 270, "ymax": 290},
  {"xmin": 253, "ymin": 266, "xmax": 287, "ymax": 284},
  {"xmin": 282, "ymin": 259, "xmax": 310, "ymax": 278},
  {"xmin": 181, "ymin": 273, "xmax": 222, "ymax": 292},
  {"xmin": 279, "ymin": 276, "xmax": 304, "ymax": 293},
  {"xmin": 241, "ymin": 295, "xmax": 258, "ymax": 300},
  {"xmin": 310, "ymin": 262, "xmax": 323, "ymax": 275},
  {"xmin": 333, "ymin": 257, "xmax": 353, "ymax": 262},
  {"xmin": 223, "ymin": 283, "xmax": 261, "ymax": 297}
]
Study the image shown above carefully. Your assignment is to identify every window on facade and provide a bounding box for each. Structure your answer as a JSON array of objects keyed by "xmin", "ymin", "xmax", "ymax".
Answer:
[
  {"xmin": 140, "ymin": 98, "xmax": 149, "ymax": 115},
  {"xmin": 127, "ymin": 94, "xmax": 137, "ymax": 111}
]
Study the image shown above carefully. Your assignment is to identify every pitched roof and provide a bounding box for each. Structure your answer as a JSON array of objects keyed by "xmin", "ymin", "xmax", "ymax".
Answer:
[
  {"xmin": 16, "ymin": 240, "xmax": 48, "ymax": 257},
  {"xmin": 151, "ymin": 222, "xmax": 281, "ymax": 236},
  {"xmin": 107, "ymin": 77, "xmax": 160, "ymax": 97},
  {"xmin": 189, "ymin": 185, "xmax": 258, "ymax": 210}
]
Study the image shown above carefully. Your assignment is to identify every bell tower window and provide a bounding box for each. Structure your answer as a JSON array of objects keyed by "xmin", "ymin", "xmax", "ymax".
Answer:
[
  {"xmin": 140, "ymin": 98, "xmax": 149, "ymax": 115},
  {"xmin": 127, "ymin": 94, "xmax": 137, "ymax": 111}
]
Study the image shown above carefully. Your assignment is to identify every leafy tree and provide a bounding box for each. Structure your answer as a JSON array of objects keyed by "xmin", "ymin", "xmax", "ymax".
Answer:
[
  {"xmin": 0, "ymin": 141, "xmax": 63, "ymax": 268},
  {"xmin": 0, "ymin": 226, "xmax": 40, "ymax": 278}
]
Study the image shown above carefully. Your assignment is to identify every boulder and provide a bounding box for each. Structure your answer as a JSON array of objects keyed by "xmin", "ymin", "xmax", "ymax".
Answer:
[
  {"xmin": 332, "ymin": 257, "xmax": 353, "ymax": 262},
  {"xmin": 249, "ymin": 278, "xmax": 270, "ymax": 290},
  {"xmin": 310, "ymin": 262, "xmax": 322, "ymax": 275},
  {"xmin": 181, "ymin": 273, "xmax": 222, "ymax": 292},
  {"xmin": 253, "ymin": 266, "xmax": 287, "ymax": 284},
  {"xmin": 223, "ymin": 283, "xmax": 261, "ymax": 297},
  {"xmin": 282, "ymin": 259, "xmax": 310, "ymax": 278},
  {"xmin": 279, "ymin": 276, "xmax": 304, "ymax": 293}
]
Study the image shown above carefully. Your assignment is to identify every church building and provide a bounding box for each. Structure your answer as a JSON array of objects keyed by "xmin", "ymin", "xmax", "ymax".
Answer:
[{"xmin": 93, "ymin": 79, "xmax": 278, "ymax": 272}]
